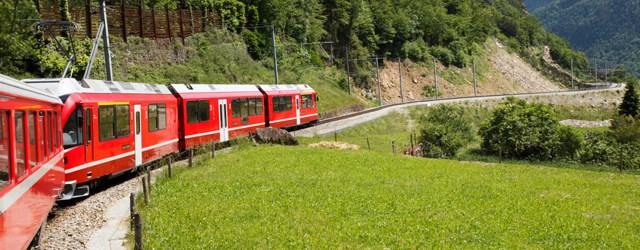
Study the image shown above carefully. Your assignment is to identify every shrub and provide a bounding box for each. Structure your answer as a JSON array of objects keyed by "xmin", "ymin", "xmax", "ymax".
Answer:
[
  {"xmin": 479, "ymin": 98, "xmax": 564, "ymax": 160},
  {"xmin": 430, "ymin": 46, "xmax": 455, "ymax": 67},
  {"xmin": 557, "ymin": 126, "xmax": 582, "ymax": 159},
  {"xmin": 577, "ymin": 131, "xmax": 615, "ymax": 165},
  {"xmin": 402, "ymin": 39, "xmax": 429, "ymax": 62},
  {"xmin": 610, "ymin": 115, "xmax": 640, "ymax": 144},
  {"xmin": 418, "ymin": 105, "xmax": 474, "ymax": 158}
]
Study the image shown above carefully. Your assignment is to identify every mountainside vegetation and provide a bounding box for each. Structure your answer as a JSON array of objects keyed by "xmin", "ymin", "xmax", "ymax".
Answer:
[
  {"xmin": 3, "ymin": 1, "xmax": 591, "ymax": 80},
  {"xmin": 525, "ymin": 0, "xmax": 640, "ymax": 76}
]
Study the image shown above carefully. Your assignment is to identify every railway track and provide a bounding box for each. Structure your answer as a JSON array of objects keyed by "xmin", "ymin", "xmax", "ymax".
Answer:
[
  {"xmin": 43, "ymin": 84, "xmax": 622, "ymax": 249},
  {"xmin": 296, "ymin": 84, "xmax": 623, "ymax": 137}
]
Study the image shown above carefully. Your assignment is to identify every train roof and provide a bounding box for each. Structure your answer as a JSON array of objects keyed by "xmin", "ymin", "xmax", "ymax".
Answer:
[
  {"xmin": 0, "ymin": 74, "xmax": 62, "ymax": 104},
  {"xmin": 258, "ymin": 84, "xmax": 316, "ymax": 94},
  {"xmin": 169, "ymin": 83, "xmax": 261, "ymax": 94},
  {"xmin": 22, "ymin": 78, "xmax": 173, "ymax": 96}
]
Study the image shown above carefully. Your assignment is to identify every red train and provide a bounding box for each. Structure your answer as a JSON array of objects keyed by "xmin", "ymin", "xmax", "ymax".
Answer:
[
  {"xmin": 0, "ymin": 75, "xmax": 65, "ymax": 249},
  {"xmin": 23, "ymin": 79, "xmax": 318, "ymax": 201}
]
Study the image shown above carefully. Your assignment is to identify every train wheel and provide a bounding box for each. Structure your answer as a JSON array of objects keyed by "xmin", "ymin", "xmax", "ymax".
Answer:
[{"xmin": 28, "ymin": 219, "xmax": 47, "ymax": 249}]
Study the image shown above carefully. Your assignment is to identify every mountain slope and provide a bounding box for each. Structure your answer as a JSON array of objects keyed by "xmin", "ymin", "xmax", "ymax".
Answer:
[{"xmin": 525, "ymin": 0, "xmax": 640, "ymax": 75}]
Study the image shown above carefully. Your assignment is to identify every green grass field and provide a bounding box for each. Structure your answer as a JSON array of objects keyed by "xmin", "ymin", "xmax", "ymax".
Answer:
[{"xmin": 138, "ymin": 146, "xmax": 640, "ymax": 248}]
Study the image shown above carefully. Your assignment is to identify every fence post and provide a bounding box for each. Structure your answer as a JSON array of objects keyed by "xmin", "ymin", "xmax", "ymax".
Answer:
[
  {"xmin": 211, "ymin": 141, "xmax": 216, "ymax": 158},
  {"xmin": 120, "ymin": 0, "xmax": 127, "ymax": 42},
  {"xmin": 165, "ymin": 6, "xmax": 172, "ymax": 41},
  {"xmin": 129, "ymin": 193, "xmax": 135, "ymax": 229},
  {"xmin": 178, "ymin": 0, "xmax": 185, "ymax": 44},
  {"xmin": 134, "ymin": 213, "xmax": 142, "ymax": 250},
  {"xmin": 410, "ymin": 134, "xmax": 414, "ymax": 156},
  {"xmin": 334, "ymin": 131, "xmax": 337, "ymax": 142},
  {"xmin": 141, "ymin": 176, "xmax": 149, "ymax": 204},
  {"xmin": 366, "ymin": 137, "xmax": 371, "ymax": 150},
  {"xmin": 85, "ymin": 0, "xmax": 92, "ymax": 38},
  {"xmin": 151, "ymin": 7, "xmax": 157, "ymax": 39},
  {"xmin": 146, "ymin": 169, "xmax": 151, "ymax": 192},
  {"xmin": 188, "ymin": 149, "xmax": 193, "ymax": 167},
  {"xmin": 392, "ymin": 141, "xmax": 396, "ymax": 154},
  {"xmin": 138, "ymin": 0, "xmax": 143, "ymax": 38},
  {"xmin": 167, "ymin": 157, "xmax": 172, "ymax": 178}
]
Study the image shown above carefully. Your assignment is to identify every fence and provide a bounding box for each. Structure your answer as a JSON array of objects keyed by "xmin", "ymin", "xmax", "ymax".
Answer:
[{"xmin": 38, "ymin": 0, "xmax": 220, "ymax": 42}]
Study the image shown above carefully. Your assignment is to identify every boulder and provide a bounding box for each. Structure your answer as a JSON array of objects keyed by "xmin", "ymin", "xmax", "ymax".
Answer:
[{"xmin": 252, "ymin": 128, "xmax": 298, "ymax": 145}]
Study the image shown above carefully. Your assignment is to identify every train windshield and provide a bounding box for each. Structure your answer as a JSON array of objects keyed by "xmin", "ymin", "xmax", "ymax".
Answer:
[{"xmin": 63, "ymin": 107, "xmax": 83, "ymax": 149}]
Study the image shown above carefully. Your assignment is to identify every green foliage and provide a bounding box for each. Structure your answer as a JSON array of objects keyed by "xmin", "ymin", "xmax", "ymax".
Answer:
[
  {"xmin": 618, "ymin": 84, "xmax": 639, "ymax": 118},
  {"xmin": 479, "ymin": 98, "xmax": 574, "ymax": 160},
  {"xmin": 401, "ymin": 39, "xmax": 429, "ymax": 62},
  {"xmin": 418, "ymin": 105, "xmax": 475, "ymax": 158},
  {"xmin": 578, "ymin": 131, "xmax": 640, "ymax": 171},
  {"xmin": 610, "ymin": 115, "xmax": 640, "ymax": 144},
  {"xmin": 422, "ymin": 85, "xmax": 437, "ymax": 98}
]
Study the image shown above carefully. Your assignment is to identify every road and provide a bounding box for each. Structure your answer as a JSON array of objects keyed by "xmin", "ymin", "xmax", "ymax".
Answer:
[{"xmin": 295, "ymin": 86, "xmax": 623, "ymax": 137}]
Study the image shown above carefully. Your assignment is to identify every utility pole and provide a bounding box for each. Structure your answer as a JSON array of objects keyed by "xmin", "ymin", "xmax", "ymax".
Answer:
[
  {"xmin": 472, "ymin": 59, "xmax": 477, "ymax": 96},
  {"xmin": 433, "ymin": 58, "xmax": 439, "ymax": 100},
  {"xmin": 398, "ymin": 58, "xmax": 404, "ymax": 103},
  {"xmin": 375, "ymin": 55, "xmax": 382, "ymax": 106},
  {"xmin": 99, "ymin": 0, "xmax": 113, "ymax": 80},
  {"xmin": 594, "ymin": 59, "xmax": 598, "ymax": 82},
  {"xmin": 271, "ymin": 24, "xmax": 279, "ymax": 85},
  {"xmin": 570, "ymin": 58, "xmax": 574, "ymax": 89},
  {"xmin": 345, "ymin": 46, "xmax": 351, "ymax": 95}
]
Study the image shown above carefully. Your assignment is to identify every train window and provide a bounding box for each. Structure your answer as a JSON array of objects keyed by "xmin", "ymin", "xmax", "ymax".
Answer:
[
  {"xmin": 232, "ymin": 99, "xmax": 240, "ymax": 118},
  {"xmin": 48, "ymin": 112, "xmax": 53, "ymax": 154},
  {"xmin": 302, "ymin": 95, "xmax": 314, "ymax": 108},
  {"xmin": 148, "ymin": 104, "xmax": 166, "ymax": 131},
  {"xmin": 248, "ymin": 99, "xmax": 256, "ymax": 116},
  {"xmin": 0, "ymin": 111, "xmax": 9, "ymax": 188},
  {"xmin": 15, "ymin": 111, "xmax": 26, "ymax": 178},
  {"xmin": 99, "ymin": 105, "xmax": 130, "ymax": 141},
  {"xmin": 116, "ymin": 105, "xmax": 130, "ymax": 137},
  {"xmin": 63, "ymin": 108, "xmax": 83, "ymax": 149},
  {"xmin": 28, "ymin": 112, "xmax": 36, "ymax": 167},
  {"xmin": 38, "ymin": 113, "xmax": 44, "ymax": 161},
  {"xmin": 256, "ymin": 98, "xmax": 263, "ymax": 115},
  {"xmin": 273, "ymin": 96, "xmax": 292, "ymax": 112},
  {"xmin": 241, "ymin": 99, "xmax": 249, "ymax": 118},
  {"xmin": 85, "ymin": 110, "xmax": 91, "ymax": 144},
  {"xmin": 187, "ymin": 100, "xmax": 209, "ymax": 123}
]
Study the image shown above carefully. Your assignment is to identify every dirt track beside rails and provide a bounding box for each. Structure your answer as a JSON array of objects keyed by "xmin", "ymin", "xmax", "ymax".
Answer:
[{"xmin": 295, "ymin": 87, "xmax": 623, "ymax": 137}]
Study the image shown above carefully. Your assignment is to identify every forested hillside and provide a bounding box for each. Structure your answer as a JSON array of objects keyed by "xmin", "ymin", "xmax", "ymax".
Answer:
[
  {"xmin": 2, "ymin": 0, "xmax": 594, "ymax": 88},
  {"xmin": 525, "ymin": 0, "xmax": 640, "ymax": 76}
]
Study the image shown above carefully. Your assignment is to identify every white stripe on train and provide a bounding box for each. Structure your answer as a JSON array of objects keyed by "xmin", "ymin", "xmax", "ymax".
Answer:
[{"xmin": 0, "ymin": 152, "xmax": 63, "ymax": 213}]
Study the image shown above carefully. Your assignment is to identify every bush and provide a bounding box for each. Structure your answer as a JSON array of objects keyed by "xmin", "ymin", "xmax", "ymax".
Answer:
[
  {"xmin": 401, "ymin": 39, "xmax": 429, "ymax": 62},
  {"xmin": 557, "ymin": 126, "xmax": 582, "ymax": 159},
  {"xmin": 610, "ymin": 115, "xmax": 640, "ymax": 144},
  {"xmin": 479, "ymin": 98, "xmax": 566, "ymax": 160},
  {"xmin": 418, "ymin": 106, "xmax": 474, "ymax": 158},
  {"xmin": 430, "ymin": 46, "xmax": 455, "ymax": 67},
  {"xmin": 578, "ymin": 131, "xmax": 640, "ymax": 170}
]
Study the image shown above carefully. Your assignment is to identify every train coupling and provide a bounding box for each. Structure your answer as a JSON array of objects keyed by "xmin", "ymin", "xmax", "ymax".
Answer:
[{"xmin": 58, "ymin": 181, "xmax": 90, "ymax": 201}]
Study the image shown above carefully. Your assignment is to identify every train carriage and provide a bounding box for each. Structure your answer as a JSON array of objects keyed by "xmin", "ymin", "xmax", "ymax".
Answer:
[
  {"xmin": 0, "ymin": 75, "xmax": 64, "ymax": 249},
  {"xmin": 168, "ymin": 84, "xmax": 266, "ymax": 150},
  {"xmin": 258, "ymin": 85, "xmax": 318, "ymax": 128},
  {"xmin": 24, "ymin": 79, "xmax": 179, "ymax": 200}
]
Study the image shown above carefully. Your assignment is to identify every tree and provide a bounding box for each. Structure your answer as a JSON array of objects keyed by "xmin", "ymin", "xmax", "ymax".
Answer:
[{"xmin": 619, "ymin": 83, "xmax": 639, "ymax": 118}]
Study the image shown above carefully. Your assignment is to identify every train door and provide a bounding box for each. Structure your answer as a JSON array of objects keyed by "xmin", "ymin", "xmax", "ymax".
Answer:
[
  {"xmin": 218, "ymin": 99, "xmax": 229, "ymax": 142},
  {"xmin": 84, "ymin": 106, "xmax": 93, "ymax": 164},
  {"xmin": 295, "ymin": 95, "xmax": 301, "ymax": 125},
  {"xmin": 134, "ymin": 104, "xmax": 142, "ymax": 166}
]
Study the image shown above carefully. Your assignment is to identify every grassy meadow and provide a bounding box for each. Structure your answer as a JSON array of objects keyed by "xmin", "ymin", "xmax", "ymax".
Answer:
[{"xmin": 138, "ymin": 146, "xmax": 640, "ymax": 248}]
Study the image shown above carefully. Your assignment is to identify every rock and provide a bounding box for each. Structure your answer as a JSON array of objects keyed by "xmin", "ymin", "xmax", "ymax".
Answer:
[
  {"xmin": 413, "ymin": 78, "xmax": 418, "ymax": 84},
  {"xmin": 407, "ymin": 91, "xmax": 415, "ymax": 100},
  {"xmin": 252, "ymin": 128, "xmax": 298, "ymax": 145}
]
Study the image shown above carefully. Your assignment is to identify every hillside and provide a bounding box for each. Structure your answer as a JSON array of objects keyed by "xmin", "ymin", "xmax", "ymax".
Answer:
[{"xmin": 525, "ymin": 0, "xmax": 640, "ymax": 76}]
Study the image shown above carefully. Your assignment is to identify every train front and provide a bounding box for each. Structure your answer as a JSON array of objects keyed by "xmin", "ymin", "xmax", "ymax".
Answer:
[{"xmin": 24, "ymin": 78, "xmax": 92, "ymax": 200}]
